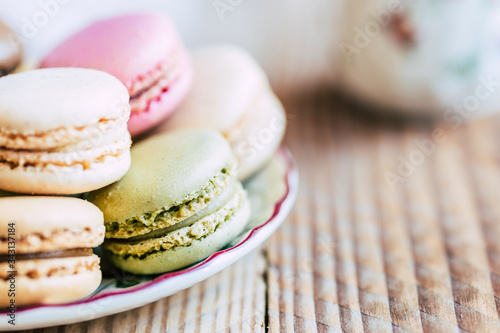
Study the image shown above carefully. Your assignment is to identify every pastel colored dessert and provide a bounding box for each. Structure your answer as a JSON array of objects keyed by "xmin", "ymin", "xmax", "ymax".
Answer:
[
  {"xmin": 0, "ymin": 21, "xmax": 22, "ymax": 76},
  {"xmin": 152, "ymin": 45, "xmax": 286, "ymax": 180},
  {"xmin": 88, "ymin": 129, "xmax": 251, "ymax": 274},
  {"xmin": 41, "ymin": 13, "xmax": 193, "ymax": 137},
  {"xmin": 0, "ymin": 68, "xmax": 132, "ymax": 194},
  {"xmin": 0, "ymin": 197, "xmax": 105, "ymax": 306}
]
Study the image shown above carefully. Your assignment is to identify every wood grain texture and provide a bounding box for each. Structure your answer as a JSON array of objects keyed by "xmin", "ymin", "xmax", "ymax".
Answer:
[
  {"xmin": 266, "ymin": 91, "xmax": 500, "ymax": 332},
  {"xmin": 35, "ymin": 91, "xmax": 500, "ymax": 332}
]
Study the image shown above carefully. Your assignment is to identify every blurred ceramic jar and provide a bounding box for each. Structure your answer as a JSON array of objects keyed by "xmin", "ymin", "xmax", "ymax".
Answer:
[{"xmin": 336, "ymin": 0, "xmax": 500, "ymax": 118}]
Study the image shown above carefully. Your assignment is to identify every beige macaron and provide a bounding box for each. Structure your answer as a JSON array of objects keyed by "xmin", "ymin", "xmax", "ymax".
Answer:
[
  {"xmin": 0, "ymin": 196, "xmax": 105, "ymax": 306},
  {"xmin": 152, "ymin": 45, "xmax": 286, "ymax": 180},
  {"xmin": 0, "ymin": 68, "xmax": 132, "ymax": 194}
]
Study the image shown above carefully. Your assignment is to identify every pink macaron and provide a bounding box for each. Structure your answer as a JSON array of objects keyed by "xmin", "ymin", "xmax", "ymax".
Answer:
[{"xmin": 41, "ymin": 13, "xmax": 193, "ymax": 137}]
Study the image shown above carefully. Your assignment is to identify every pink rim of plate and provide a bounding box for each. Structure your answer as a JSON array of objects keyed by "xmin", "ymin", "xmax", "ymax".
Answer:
[{"xmin": 7, "ymin": 147, "xmax": 296, "ymax": 314}]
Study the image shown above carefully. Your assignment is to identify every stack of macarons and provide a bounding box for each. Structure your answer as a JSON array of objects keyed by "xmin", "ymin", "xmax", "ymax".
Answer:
[
  {"xmin": 0, "ymin": 12, "xmax": 286, "ymax": 307},
  {"xmin": 0, "ymin": 68, "xmax": 132, "ymax": 194},
  {"xmin": 0, "ymin": 66, "xmax": 132, "ymax": 306},
  {"xmin": 0, "ymin": 197, "xmax": 105, "ymax": 307}
]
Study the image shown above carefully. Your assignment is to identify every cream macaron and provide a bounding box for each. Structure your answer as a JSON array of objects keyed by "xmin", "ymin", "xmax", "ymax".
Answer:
[
  {"xmin": 153, "ymin": 45, "xmax": 286, "ymax": 180},
  {"xmin": 88, "ymin": 129, "xmax": 251, "ymax": 274},
  {"xmin": 0, "ymin": 197, "xmax": 105, "ymax": 306},
  {"xmin": 0, "ymin": 68, "xmax": 132, "ymax": 194}
]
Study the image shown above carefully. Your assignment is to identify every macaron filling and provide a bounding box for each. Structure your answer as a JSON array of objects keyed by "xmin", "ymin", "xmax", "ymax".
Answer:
[
  {"xmin": 105, "ymin": 160, "xmax": 237, "ymax": 239},
  {"xmin": 128, "ymin": 49, "xmax": 183, "ymax": 115},
  {"xmin": 0, "ymin": 131, "xmax": 131, "ymax": 172},
  {"xmin": 0, "ymin": 226, "xmax": 105, "ymax": 254},
  {"xmin": 117, "ymin": 179, "xmax": 238, "ymax": 242},
  {"xmin": 104, "ymin": 182, "xmax": 248, "ymax": 259},
  {"xmin": 0, "ymin": 113, "xmax": 129, "ymax": 151},
  {"xmin": 0, "ymin": 256, "xmax": 100, "ymax": 280},
  {"xmin": 0, "ymin": 22, "xmax": 22, "ymax": 76},
  {"xmin": 0, "ymin": 62, "xmax": 19, "ymax": 77},
  {"xmin": 0, "ymin": 248, "xmax": 93, "ymax": 262}
]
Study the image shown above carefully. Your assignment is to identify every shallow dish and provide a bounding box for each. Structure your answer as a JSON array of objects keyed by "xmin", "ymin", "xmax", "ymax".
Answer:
[{"xmin": 1, "ymin": 148, "xmax": 298, "ymax": 331}]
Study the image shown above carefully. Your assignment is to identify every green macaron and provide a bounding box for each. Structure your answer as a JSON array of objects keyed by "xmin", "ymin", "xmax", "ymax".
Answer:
[{"xmin": 88, "ymin": 129, "xmax": 251, "ymax": 274}]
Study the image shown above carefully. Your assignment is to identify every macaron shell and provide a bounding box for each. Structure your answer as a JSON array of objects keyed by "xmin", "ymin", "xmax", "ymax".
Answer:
[
  {"xmin": 0, "ymin": 197, "xmax": 105, "ymax": 252},
  {"xmin": 161, "ymin": 45, "xmax": 268, "ymax": 132},
  {"xmin": 107, "ymin": 197, "xmax": 250, "ymax": 274},
  {"xmin": 0, "ymin": 68, "xmax": 129, "ymax": 132},
  {"xmin": 0, "ymin": 148, "xmax": 131, "ymax": 195},
  {"xmin": 0, "ymin": 257, "xmax": 101, "ymax": 306},
  {"xmin": 88, "ymin": 129, "xmax": 233, "ymax": 224},
  {"xmin": 128, "ymin": 54, "xmax": 193, "ymax": 137},
  {"xmin": 0, "ymin": 21, "xmax": 22, "ymax": 74},
  {"xmin": 40, "ymin": 13, "xmax": 181, "ymax": 88},
  {"xmin": 230, "ymin": 91, "xmax": 286, "ymax": 180},
  {"xmin": 0, "ymin": 196, "xmax": 103, "ymax": 237}
]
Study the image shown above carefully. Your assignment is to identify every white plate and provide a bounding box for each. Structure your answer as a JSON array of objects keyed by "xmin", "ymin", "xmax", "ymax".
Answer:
[{"xmin": 2, "ymin": 148, "xmax": 298, "ymax": 331}]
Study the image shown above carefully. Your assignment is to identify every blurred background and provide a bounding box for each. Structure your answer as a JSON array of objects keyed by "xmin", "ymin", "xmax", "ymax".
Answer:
[
  {"xmin": 2, "ymin": 0, "xmax": 500, "ymax": 118},
  {"xmin": 0, "ymin": 1, "xmax": 340, "ymax": 97}
]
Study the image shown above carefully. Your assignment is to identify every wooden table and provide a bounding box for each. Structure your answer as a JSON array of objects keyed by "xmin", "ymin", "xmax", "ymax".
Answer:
[{"xmin": 29, "ymin": 90, "xmax": 500, "ymax": 332}]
